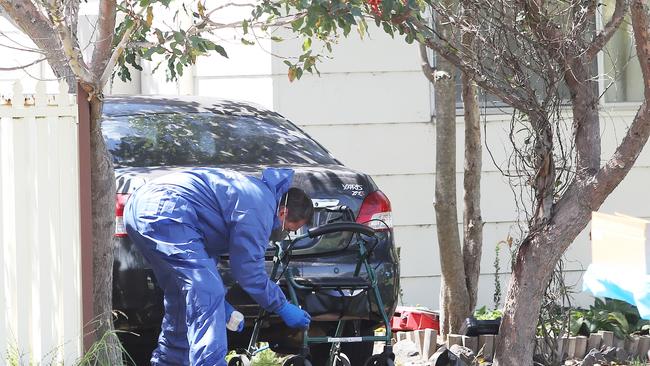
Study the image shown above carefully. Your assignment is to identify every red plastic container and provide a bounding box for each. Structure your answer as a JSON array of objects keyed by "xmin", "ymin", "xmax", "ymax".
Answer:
[{"xmin": 391, "ymin": 306, "xmax": 440, "ymax": 332}]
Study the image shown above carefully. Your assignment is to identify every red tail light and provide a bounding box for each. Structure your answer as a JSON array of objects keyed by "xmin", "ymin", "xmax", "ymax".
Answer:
[
  {"xmin": 115, "ymin": 193, "xmax": 130, "ymax": 238},
  {"xmin": 356, "ymin": 190, "xmax": 393, "ymax": 231}
]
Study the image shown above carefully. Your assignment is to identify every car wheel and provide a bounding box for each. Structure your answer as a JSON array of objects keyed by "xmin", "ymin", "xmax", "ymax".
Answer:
[
  {"xmin": 334, "ymin": 353, "xmax": 351, "ymax": 366},
  {"xmin": 282, "ymin": 355, "xmax": 312, "ymax": 366},
  {"xmin": 364, "ymin": 354, "xmax": 394, "ymax": 366},
  {"xmin": 227, "ymin": 355, "xmax": 251, "ymax": 366}
]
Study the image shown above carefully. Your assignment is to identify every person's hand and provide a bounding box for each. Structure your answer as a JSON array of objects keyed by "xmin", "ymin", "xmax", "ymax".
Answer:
[
  {"xmin": 225, "ymin": 301, "xmax": 244, "ymax": 332},
  {"xmin": 276, "ymin": 302, "xmax": 311, "ymax": 329}
]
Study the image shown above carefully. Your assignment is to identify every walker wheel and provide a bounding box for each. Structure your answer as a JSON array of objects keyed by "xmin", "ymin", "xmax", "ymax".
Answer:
[
  {"xmin": 228, "ymin": 355, "xmax": 251, "ymax": 366},
  {"xmin": 334, "ymin": 353, "xmax": 351, "ymax": 366},
  {"xmin": 364, "ymin": 354, "xmax": 395, "ymax": 366},
  {"xmin": 282, "ymin": 355, "xmax": 312, "ymax": 366}
]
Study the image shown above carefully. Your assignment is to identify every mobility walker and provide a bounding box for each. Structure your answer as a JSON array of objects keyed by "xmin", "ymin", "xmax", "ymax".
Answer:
[{"xmin": 227, "ymin": 220, "xmax": 395, "ymax": 366}]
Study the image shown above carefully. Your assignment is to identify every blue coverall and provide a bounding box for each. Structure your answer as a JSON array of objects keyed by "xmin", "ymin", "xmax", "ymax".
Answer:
[{"xmin": 124, "ymin": 167, "xmax": 294, "ymax": 365}]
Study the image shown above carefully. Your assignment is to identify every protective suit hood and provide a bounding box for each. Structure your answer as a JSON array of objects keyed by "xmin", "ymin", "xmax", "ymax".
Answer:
[{"xmin": 261, "ymin": 168, "xmax": 295, "ymax": 229}]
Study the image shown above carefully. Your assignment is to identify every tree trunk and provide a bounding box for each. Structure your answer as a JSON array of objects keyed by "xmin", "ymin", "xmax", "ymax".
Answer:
[
  {"xmin": 493, "ymin": 236, "xmax": 556, "ymax": 365},
  {"xmin": 461, "ymin": 30, "xmax": 482, "ymax": 312},
  {"xmin": 434, "ymin": 38, "xmax": 471, "ymax": 335},
  {"xmin": 88, "ymin": 96, "xmax": 122, "ymax": 363},
  {"xmin": 494, "ymin": 188, "xmax": 596, "ymax": 365}
]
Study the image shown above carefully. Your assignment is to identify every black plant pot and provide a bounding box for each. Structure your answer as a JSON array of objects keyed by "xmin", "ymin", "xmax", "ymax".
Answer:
[{"xmin": 460, "ymin": 316, "xmax": 501, "ymax": 336}]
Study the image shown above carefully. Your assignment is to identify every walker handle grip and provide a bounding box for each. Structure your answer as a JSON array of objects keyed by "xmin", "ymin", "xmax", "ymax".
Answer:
[{"xmin": 307, "ymin": 222, "xmax": 375, "ymax": 238}]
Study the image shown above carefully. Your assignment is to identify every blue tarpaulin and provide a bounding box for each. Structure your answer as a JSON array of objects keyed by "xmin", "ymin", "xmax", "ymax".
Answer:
[{"xmin": 583, "ymin": 263, "xmax": 650, "ymax": 319}]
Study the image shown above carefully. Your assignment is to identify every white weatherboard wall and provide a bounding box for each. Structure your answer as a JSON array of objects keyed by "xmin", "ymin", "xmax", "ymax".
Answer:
[{"xmin": 0, "ymin": 81, "xmax": 82, "ymax": 364}]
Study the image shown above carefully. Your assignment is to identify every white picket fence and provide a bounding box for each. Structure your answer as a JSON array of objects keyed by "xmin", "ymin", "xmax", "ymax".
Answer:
[{"xmin": 0, "ymin": 81, "xmax": 82, "ymax": 364}]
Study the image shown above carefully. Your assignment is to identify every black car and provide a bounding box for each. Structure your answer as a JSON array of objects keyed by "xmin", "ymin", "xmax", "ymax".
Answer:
[{"xmin": 104, "ymin": 96, "xmax": 400, "ymax": 365}]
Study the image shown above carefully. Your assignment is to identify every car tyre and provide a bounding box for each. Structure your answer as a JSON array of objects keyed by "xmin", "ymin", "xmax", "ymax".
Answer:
[
  {"xmin": 364, "ymin": 354, "xmax": 395, "ymax": 366},
  {"xmin": 228, "ymin": 355, "xmax": 251, "ymax": 366},
  {"xmin": 334, "ymin": 353, "xmax": 351, "ymax": 366},
  {"xmin": 282, "ymin": 355, "xmax": 312, "ymax": 366}
]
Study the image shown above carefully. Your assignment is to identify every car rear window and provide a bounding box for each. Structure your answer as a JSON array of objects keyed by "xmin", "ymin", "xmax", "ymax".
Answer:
[{"xmin": 103, "ymin": 112, "xmax": 338, "ymax": 167}]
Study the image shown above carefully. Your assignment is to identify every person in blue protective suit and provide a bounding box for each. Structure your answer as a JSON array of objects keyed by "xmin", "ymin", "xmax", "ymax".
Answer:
[{"xmin": 123, "ymin": 167, "xmax": 314, "ymax": 366}]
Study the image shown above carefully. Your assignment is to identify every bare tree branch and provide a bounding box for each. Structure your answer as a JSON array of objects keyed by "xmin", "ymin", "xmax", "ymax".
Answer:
[
  {"xmin": 573, "ymin": 0, "xmax": 600, "ymax": 35},
  {"xmin": 90, "ymin": 0, "xmax": 116, "ymax": 79},
  {"xmin": 211, "ymin": 2, "xmax": 256, "ymax": 12},
  {"xmin": 99, "ymin": 19, "xmax": 139, "ymax": 88},
  {"xmin": 419, "ymin": 43, "xmax": 438, "ymax": 84},
  {"xmin": 592, "ymin": 0, "xmax": 650, "ymax": 196},
  {"xmin": 45, "ymin": 0, "xmax": 94, "ymax": 83},
  {"xmin": 65, "ymin": 0, "xmax": 80, "ymax": 42},
  {"xmin": 585, "ymin": 0, "xmax": 627, "ymax": 61},
  {"xmin": 0, "ymin": 39, "xmax": 46, "ymax": 54},
  {"xmin": 199, "ymin": 12, "xmax": 308, "ymax": 32},
  {"xmin": 0, "ymin": 0, "xmax": 76, "ymax": 87},
  {"xmin": 0, "ymin": 57, "xmax": 46, "ymax": 70},
  {"xmin": 412, "ymin": 18, "xmax": 530, "ymax": 111}
]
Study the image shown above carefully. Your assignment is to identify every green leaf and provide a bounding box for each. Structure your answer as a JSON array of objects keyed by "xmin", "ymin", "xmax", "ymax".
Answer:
[
  {"xmin": 122, "ymin": 18, "xmax": 134, "ymax": 34},
  {"xmin": 125, "ymin": 52, "xmax": 136, "ymax": 65},
  {"xmin": 291, "ymin": 17, "xmax": 304, "ymax": 32},
  {"xmin": 343, "ymin": 13, "xmax": 356, "ymax": 26},
  {"xmin": 173, "ymin": 31, "xmax": 184, "ymax": 43},
  {"xmin": 382, "ymin": 22, "xmax": 394, "ymax": 37},
  {"xmin": 151, "ymin": 61, "xmax": 162, "ymax": 74},
  {"xmin": 242, "ymin": 20, "xmax": 249, "ymax": 34},
  {"xmin": 302, "ymin": 38, "xmax": 312, "ymax": 51},
  {"xmin": 303, "ymin": 56, "xmax": 314, "ymax": 70},
  {"xmin": 214, "ymin": 45, "xmax": 228, "ymax": 58},
  {"xmin": 609, "ymin": 312, "xmax": 630, "ymax": 331},
  {"xmin": 271, "ymin": 36, "xmax": 284, "ymax": 42},
  {"xmin": 298, "ymin": 50, "xmax": 311, "ymax": 62},
  {"xmin": 357, "ymin": 19, "xmax": 367, "ymax": 39},
  {"xmin": 167, "ymin": 57, "xmax": 177, "ymax": 80},
  {"xmin": 382, "ymin": 0, "xmax": 394, "ymax": 14},
  {"xmin": 118, "ymin": 66, "xmax": 132, "ymax": 82},
  {"xmin": 343, "ymin": 22, "xmax": 351, "ymax": 37},
  {"xmin": 241, "ymin": 38, "xmax": 256, "ymax": 46},
  {"xmin": 283, "ymin": 60, "xmax": 293, "ymax": 67},
  {"xmin": 142, "ymin": 47, "xmax": 158, "ymax": 60}
]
